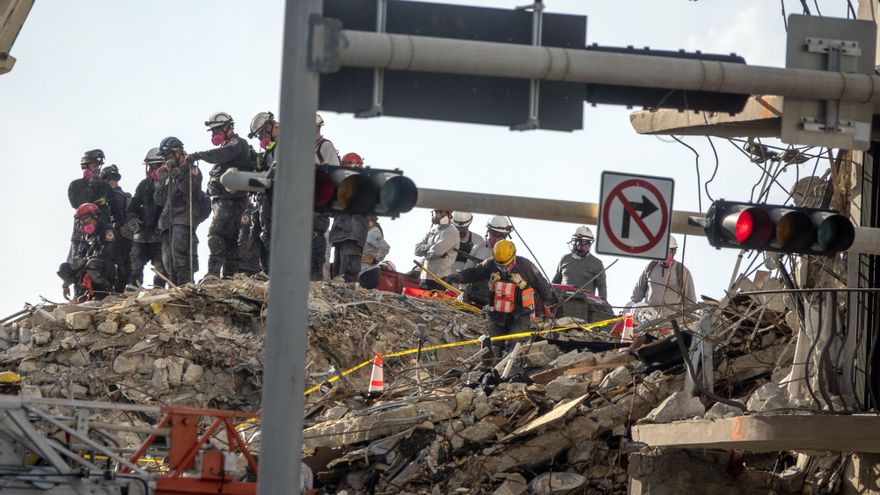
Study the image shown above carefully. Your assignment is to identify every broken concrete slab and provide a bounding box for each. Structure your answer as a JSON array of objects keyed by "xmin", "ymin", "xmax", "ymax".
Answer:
[
  {"xmin": 641, "ymin": 391, "xmax": 705, "ymax": 423},
  {"xmin": 63, "ymin": 311, "xmax": 92, "ymax": 331}
]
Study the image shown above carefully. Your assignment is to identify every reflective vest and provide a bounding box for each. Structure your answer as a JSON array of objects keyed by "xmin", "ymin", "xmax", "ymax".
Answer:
[{"xmin": 489, "ymin": 271, "xmax": 535, "ymax": 313}]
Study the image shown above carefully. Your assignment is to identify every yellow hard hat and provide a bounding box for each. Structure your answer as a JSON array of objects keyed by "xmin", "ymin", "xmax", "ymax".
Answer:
[
  {"xmin": 0, "ymin": 371, "xmax": 22, "ymax": 384},
  {"xmin": 493, "ymin": 239, "xmax": 516, "ymax": 266}
]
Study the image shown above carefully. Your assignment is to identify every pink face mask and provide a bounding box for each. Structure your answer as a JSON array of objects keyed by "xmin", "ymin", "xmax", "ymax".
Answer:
[
  {"xmin": 82, "ymin": 168, "xmax": 94, "ymax": 179},
  {"xmin": 663, "ymin": 251, "xmax": 675, "ymax": 268},
  {"xmin": 260, "ymin": 137, "xmax": 272, "ymax": 149},
  {"xmin": 147, "ymin": 169, "xmax": 159, "ymax": 180},
  {"xmin": 211, "ymin": 133, "xmax": 226, "ymax": 146},
  {"xmin": 81, "ymin": 223, "xmax": 96, "ymax": 235}
]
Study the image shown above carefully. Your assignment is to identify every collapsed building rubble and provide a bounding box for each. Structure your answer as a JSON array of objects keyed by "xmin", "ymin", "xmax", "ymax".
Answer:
[{"xmin": 4, "ymin": 266, "xmax": 866, "ymax": 493}]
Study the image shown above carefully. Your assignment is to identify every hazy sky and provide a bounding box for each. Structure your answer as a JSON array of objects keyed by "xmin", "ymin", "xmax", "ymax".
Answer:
[{"xmin": 0, "ymin": 1, "xmax": 851, "ymax": 315}]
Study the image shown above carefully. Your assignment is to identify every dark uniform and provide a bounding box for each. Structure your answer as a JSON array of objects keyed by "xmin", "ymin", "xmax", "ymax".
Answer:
[
  {"xmin": 447, "ymin": 256, "xmax": 555, "ymax": 362},
  {"xmin": 57, "ymin": 222, "xmax": 121, "ymax": 300},
  {"xmin": 254, "ymin": 143, "xmax": 276, "ymax": 273},
  {"xmin": 108, "ymin": 184, "xmax": 132, "ymax": 291},
  {"xmin": 238, "ymin": 200, "xmax": 263, "ymax": 275},
  {"xmin": 127, "ymin": 175, "xmax": 166, "ymax": 286},
  {"xmin": 67, "ymin": 176, "xmax": 114, "ymax": 262},
  {"xmin": 329, "ymin": 214, "xmax": 369, "ymax": 282},
  {"xmin": 155, "ymin": 161, "xmax": 203, "ymax": 285},
  {"xmin": 191, "ymin": 134, "xmax": 254, "ymax": 277}
]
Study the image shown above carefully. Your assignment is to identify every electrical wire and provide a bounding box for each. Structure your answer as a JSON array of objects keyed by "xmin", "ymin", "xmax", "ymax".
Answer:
[
  {"xmin": 800, "ymin": 0, "xmax": 812, "ymax": 15},
  {"xmin": 704, "ymin": 136, "xmax": 719, "ymax": 201},
  {"xmin": 781, "ymin": 0, "xmax": 789, "ymax": 30},
  {"xmin": 506, "ymin": 216, "xmax": 551, "ymax": 282},
  {"xmin": 671, "ymin": 135, "xmax": 702, "ymax": 212}
]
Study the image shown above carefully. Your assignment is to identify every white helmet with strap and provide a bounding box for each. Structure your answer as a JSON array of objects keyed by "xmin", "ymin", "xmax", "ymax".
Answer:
[
  {"xmin": 572, "ymin": 225, "xmax": 594, "ymax": 242},
  {"xmin": 486, "ymin": 215, "xmax": 513, "ymax": 235},
  {"xmin": 452, "ymin": 211, "xmax": 474, "ymax": 228}
]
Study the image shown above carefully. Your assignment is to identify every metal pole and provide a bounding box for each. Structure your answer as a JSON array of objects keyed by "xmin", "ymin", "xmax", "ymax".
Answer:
[
  {"xmin": 336, "ymin": 30, "xmax": 880, "ymax": 105},
  {"xmin": 258, "ymin": 0, "xmax": 320, "ymax": 493},
  {"xmin": 416, "ymin": 187, "xmax": 705, "ymax": 236}
]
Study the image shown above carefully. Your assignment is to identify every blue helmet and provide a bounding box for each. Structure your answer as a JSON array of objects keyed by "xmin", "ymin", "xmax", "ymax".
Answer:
[{"xmin": 159, "ymin": 136, "xmax": 184, "ymax": 155}]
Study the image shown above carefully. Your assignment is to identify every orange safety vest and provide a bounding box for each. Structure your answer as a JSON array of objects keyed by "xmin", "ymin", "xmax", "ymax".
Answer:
[{"xmin": 491, "ymin": 280, "xmax": 536, "ymax": 313}]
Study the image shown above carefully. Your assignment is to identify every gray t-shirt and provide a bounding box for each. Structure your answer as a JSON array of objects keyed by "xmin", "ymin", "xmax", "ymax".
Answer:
[{"xmin": 552, "ymin": 252, "xmax": 607, "ymax": 299}]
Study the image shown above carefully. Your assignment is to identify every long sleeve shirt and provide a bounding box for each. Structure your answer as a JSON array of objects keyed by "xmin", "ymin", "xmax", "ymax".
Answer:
[
  {"xmin": 552, "ymin": 252, "xmax": 607, "ymax": 299},
  {"xmin": 363, "ymin": 225, "xmax": 390, "ymax": 262},
  {"xmin": 414, "ymin": 223, "xmax": 459, "ymax": 280},
  {"xmin": 630, "ymin": 260, "xmax": 696, "ymax": 317}
]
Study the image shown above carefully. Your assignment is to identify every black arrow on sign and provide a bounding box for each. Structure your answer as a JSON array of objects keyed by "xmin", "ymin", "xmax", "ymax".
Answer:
[{"xmin": 621, "ymin": 195, "xmax": 659, "ymax": 238}]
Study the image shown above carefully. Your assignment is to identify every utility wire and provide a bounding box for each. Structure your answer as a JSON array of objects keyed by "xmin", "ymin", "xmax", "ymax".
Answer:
[{"xmin": 671, "ymin": 135, "xmax": 703, "ymax": 212}]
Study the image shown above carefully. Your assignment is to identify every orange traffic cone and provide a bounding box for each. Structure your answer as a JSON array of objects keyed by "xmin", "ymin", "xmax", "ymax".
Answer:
[
  {"xmin": 367, "ymin": 353, "xmax": 384, "ymax": 397},
  {"xmin": 620, "ymin": 313, "xmax": 634, "ymax": 343}
]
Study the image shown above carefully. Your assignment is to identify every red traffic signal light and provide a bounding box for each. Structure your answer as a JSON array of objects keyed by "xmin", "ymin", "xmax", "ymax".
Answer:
[
  {"xmin": 314, "ymin": 165, "xmax": 418, "ymax": 217},
  {"xmin": 706, "ymin": 200, "xmax": 854, "ymax": 255}
]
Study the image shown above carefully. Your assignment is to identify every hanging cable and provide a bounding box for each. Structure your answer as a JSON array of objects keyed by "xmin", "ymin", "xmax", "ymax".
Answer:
[
  {"xmin": 704, "ymin": 136, "xmax": 720, "ymax": 202},
  {"xmin": 506, "ymin": 216, "xmax": 551, "ymax": 282},
  {"xmin": 671, "ymin": 135, "xmax": 703, "ymax": 212}
]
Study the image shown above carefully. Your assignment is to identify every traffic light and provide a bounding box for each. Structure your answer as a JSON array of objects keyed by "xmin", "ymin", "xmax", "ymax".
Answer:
[
  {"xmin": 314, "ymin": 165, "xmax": 417, "ymax": 218},
  {"xmin": 704, "ymin": 200, "xmax": 854, "ymax": 255}
]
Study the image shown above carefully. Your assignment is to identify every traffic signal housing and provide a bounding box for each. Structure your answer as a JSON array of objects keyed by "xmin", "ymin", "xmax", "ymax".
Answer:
[
  {"xmin": 705, "ymin": 200, "xmax": 854, "ymax": 255},
  {"xmin": 314, "ymin": 165, "xmax": 417, "ymax": 218}
]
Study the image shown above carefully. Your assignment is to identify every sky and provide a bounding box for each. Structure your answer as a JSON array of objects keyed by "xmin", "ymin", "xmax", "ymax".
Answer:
[{"xmin": 0, "ymin": 1, "xmax": 853, "ymax": 316}]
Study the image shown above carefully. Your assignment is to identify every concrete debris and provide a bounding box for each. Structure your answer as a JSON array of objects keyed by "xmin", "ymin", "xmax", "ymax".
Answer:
[
  {"xmin": 2, "ymin": 268, "xmax": 824, "ymax": 493},
  {"xmin": 747, "ymin": 382, "xmax": 790, "ymax": 413},
  {"xmin": 704, "ymin": 401, "xmax": 742, "ymax": 420}
]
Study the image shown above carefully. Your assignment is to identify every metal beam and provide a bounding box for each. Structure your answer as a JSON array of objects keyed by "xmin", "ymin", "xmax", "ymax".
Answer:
[
  {"xmin": 336, "ymin": 29, "xmax": 880, "ymax": 104},
  {"xmin": 258, "ymin": 0, "xmax": 320, "ymax": 493}
]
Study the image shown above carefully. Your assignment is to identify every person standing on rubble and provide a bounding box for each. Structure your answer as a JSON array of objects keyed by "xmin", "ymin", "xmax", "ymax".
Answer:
[
  {"xmin": 630, "ymin": 236, "xmax": 696, "ymax": 318},
  {"xmin": 451, "ymin": 212, "xmax": 484, "ymax": 273},
  {"xmin": 444, "ymin": 240, "xmax": 556, "ymax": 363},
  {"xmin": 462, "ymin": 216, "xmax": 513, "ymax": 306},
  {"xmin": 58, "ymin": 203, "xmax": 121, "ymax": 302},
  {"xmin": 155, "ymin": 137, "xmax": 204, "ymax": 286},
  {"xmin": 67, "ymin": 149, "xmax": 114, "ymax": 262},
  {"xmin": 362, "ymin": 216, "xmax": 390, "ymax": 268},
  {"xmin": 100, "ymin": 165, "xmax": 132, "ymax": 292},
  {"xmin": 329, "ymin": 152, "xmax": 370, "ymax": 282},
  {"xmin": 552, "ymin": 226, "xmax": 607, "ymax": 300},
  {"xmin": 248, "ymin": 111, "xmax": 276, "ymax": 272},
  {"xmin": 125, "ymin": 148, "xmax": 167, "ymax": 288},
  {"xmin": 187, "ymin": 112, "xmax": 255, "ymax": 279},
  {"xmin": 313, "ymin": 114, "xmax": 337, "ymax": 280},
  {"xmin": 414, "ymin": 209, "xmax": 460, "ymax": 290}
]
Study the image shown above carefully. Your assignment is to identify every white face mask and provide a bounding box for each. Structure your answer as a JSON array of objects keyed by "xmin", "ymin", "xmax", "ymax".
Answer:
[{"xmin": 438, "ymin": 216, "xmax": 450, "ymax": 226}]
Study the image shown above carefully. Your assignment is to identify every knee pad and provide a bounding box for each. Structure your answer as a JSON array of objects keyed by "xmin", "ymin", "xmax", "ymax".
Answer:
[{"xmin": 207, "ymin": 235, "xmax": 225, "ymax": 254}]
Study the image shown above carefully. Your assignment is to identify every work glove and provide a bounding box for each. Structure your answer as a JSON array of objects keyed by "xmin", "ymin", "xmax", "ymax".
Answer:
[
  {"xmin": 443, "ymin": 273, "xmax": 461, "ymax": 285},
  {"xmin": 62, "ymin": 284, "xmax": 71, "ymax": 301},
  {"xmin": 185, "ymin": 152, "xmax": 202, "ymax": 166},
  {"xmin": 156, "ymin": 165, "xmax": 170, "ymax": 181}
]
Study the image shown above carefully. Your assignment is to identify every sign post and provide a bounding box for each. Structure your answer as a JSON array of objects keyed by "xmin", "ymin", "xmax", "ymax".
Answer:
[{"xmin": 596, "ymin": 172, "xmax": 674, "ymax": 260}]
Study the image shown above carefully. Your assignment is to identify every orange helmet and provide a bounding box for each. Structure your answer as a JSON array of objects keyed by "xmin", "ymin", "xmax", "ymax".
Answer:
[
  {"xmin": 75, "ymin": 203, "xmax": 100, "ymax": 219},
  {"xmin": 341, "ymin": 152, "xmax": 364, "ymax": 167}
]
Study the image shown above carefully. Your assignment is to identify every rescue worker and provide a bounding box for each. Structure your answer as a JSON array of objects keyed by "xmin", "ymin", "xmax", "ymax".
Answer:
[
  {"xmin": 552, "ymin": 226, "xmax": 607, "ymax": 300},
  {"xmin": 462, "ymin": 216, "xmax": 513, "ymax": 306},
  {"xmin": 630, "ymin": 236, "xmax": 697, "ymax": 318},
  {"xmin": 58, "ymin": 203, "xmax": 121, "ymax": 302},
  {"xmin": 126, "ymin": 148, "xmax": 167, "ymax": 288},
  {"xmin": 100, "ymin": 164, "xmax": 132, "ymax": 291},
  {"xmin": 362, "ymin": 216, "xmax": 391, "ymax": 268},
  {"xmin": 237, "ymin": 200, "xmax": 263, "ymax": 276},
  {"xmin": 67, "ymin": 149, "xmax": 114, "ymax": 262},
  {"xmin": 187, "ymin": 112, "xmax": 254, "ymax": 278},
  {"xmin": 444, "ymin": 240, "xmax": 555, "ymax": 364},
  {"xmin": 155, "ymin": 137, "xmax": 203, "ymax": 286},
  {"xmin": 0, "ymin": 371, "xmax": 22, "ymax": 395},
  {"xmin": 451, "ymin": 212, "xmax": 484, "ymax": 273},
  {"xmin": 414, "ymin": 209, "xmax": 460, "ymax": 290},
  {"xmin": 248, "ymin": 111, "xmax": 276, "ymax": 272},
  {"xmin": 329, "ymin": 152, "xmax": 370, "ymax": 282},
  {"xmin": 313, "ymin": 114, "xmax": 336, "ymax": 280}
]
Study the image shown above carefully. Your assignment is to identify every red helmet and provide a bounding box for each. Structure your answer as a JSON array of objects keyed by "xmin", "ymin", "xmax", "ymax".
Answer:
[
  {"xmin": 341, "ymin": 152, "xmax": 364, "ymax": 167},
  {"xmin": 75, "ymin": 203, "xmax": 100, "ymax": 219}
]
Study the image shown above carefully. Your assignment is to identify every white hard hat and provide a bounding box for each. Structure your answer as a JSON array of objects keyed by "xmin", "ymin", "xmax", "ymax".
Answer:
[
  {"xmin": 487, "ymin": 216, "xmax": 513, "ymax": 234},
  {"xmin": 315, "ymin": 114, "xmax": 325, "ymax": 127},
  {"xmin": 452, "ymin": 212, "xmax": 474, "ymax": 228},
  {"xmin": 205, "ymin": 111, "xmax": 234, "ymax": 131},
  {"xmin": 572, "ymin": 226, "xmax": 594, "ymax": 241},
  {"xmin": 249, "ymin": 111, "xmax": 274, "ymax": 138},
  {"xmin": 669, "ymin": 236, "xmax": 678, "ymax": 249}
]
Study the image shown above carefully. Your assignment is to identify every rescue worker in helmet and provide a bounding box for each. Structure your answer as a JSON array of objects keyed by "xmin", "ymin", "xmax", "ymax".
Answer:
[
  {"xmin": 125, "ymin": 148, "xmax": 167, "ymax": 288},
  {"xmin": 67, "ymin": 149, "xmax": 114, "ymax": 262},
  {"xmin": 329, "ymin": 152, "xmax": 370, "ymax": 282},
  {"xmin": 187, "ymin": 112, "xmax": 255, "ymax": 278},
  {"xmin": 57, "ymin": 203, "xmax": 121, "ymax": 302},
  {"xmin": 462, "ymin": 216, "xmax": 513, "ymax": 306},
  {"xmin": 247, "ymin": 111, "xmax": 277, "ymax": 272},
  {"xmin": 444, "ymin": 240, "xmax": 556, "ymax": 364},
  {"xmin": 100, "ymin": 165, "xmax": 132, "ymax": 291},
  {"xmin": 362, "ymin": 216, "xmax": 390, "ymax": 268},
  {"xmin": 552, "ymin": 226, "xmax": 607, "ymax": 300},
  {"xmin": 414, "ymin": 209, "xmax": 460, "ymax": 290},
  {"xmin": 630, "ymin": 236, "xmax": 696, "ymax": 318},
  {"xmin": 313, "ymin": 114, "xmax": 336, "ymax": 280},
  {"xmin": 155, "ymin": 137, "xmax": 204, "ymax": 286},
  {"xmin": 450, "ymin": 212, "xmax": 484, "ymax": 273},
  {"xmin": 0, "ymin": 371, "xmax": 22, "ymax": 395}
]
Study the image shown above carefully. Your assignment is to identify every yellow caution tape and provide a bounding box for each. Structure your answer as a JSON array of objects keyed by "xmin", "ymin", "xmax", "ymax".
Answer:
[{"xmin": 303, "ymin": 316, "xmax": 622, "ymax": 396}]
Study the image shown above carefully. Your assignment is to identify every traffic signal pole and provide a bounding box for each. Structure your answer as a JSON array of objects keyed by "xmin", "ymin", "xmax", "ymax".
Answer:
[
  {"xmin": 332, "ymin": 30, "xmax": 880, "ymax": 106},
  {"xmin": 416, "ymin": 187, "xmax": 880, "ymax": 255},
  {"xmin": 258, "ymin": 0, "xmax": 319, "ymax": 493}
]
